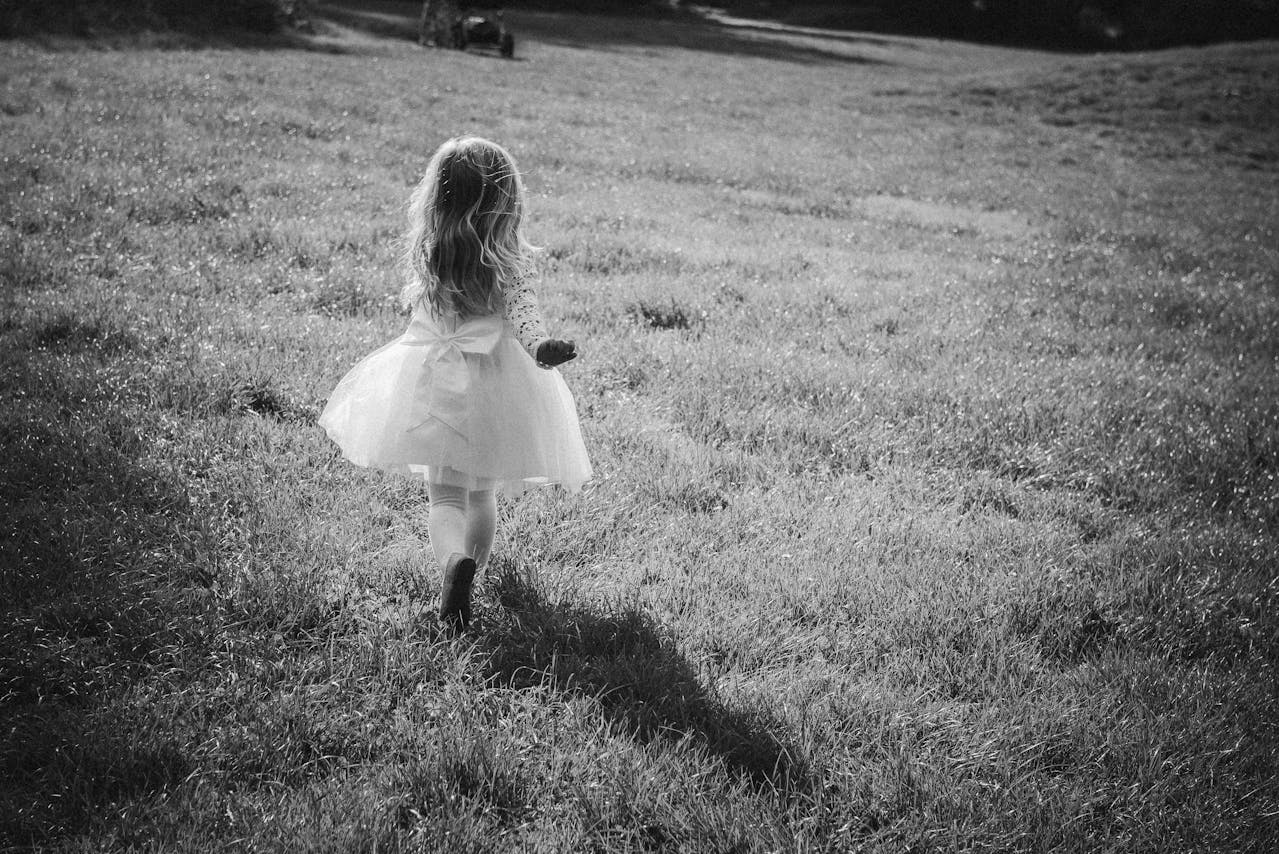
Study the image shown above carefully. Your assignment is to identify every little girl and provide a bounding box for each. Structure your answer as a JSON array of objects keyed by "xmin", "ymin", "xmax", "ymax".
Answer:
[{"xmin": 319, "ymin": 136, "xmax": 591, "ymax": 630}]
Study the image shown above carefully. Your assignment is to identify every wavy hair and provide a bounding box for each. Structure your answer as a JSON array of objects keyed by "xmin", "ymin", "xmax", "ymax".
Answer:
[{"xmin": 402, "ymin": 136, "xmax": 536, "ymax": 317}]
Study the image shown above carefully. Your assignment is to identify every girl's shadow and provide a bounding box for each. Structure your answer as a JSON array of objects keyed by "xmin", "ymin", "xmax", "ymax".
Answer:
[{"xmin": 478, "ymin": 565, "xmax": 810, "ymax": 791}]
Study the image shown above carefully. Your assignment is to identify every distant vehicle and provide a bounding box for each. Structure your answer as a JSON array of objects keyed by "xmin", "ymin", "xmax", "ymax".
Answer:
[{"xmin": 455, "ymin": 10, "xmax": 515, "ymax": 58}]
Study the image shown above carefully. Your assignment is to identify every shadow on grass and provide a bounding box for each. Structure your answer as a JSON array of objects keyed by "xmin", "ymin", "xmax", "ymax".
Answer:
[
  {"xmin": 480, "ymin": 564, "xmax": 811, "ymax": 791},
  {"xmin": 1, "ymin": 0, "xmax": 375, "ymax": 54},
  {"xmin": 327, "ymin": 0, "xmax": 1279, "ymax": 58},
  {"xmin": 0, "ymin": 318, "xmax": 209, "ymax": 847},
  {"xmin": 693, "ymin": 0, "xmax": 1279, "ymax": 52},
  {"xmin": 319, "ymin": 0, "xmax": 891, "ymax": 66}
]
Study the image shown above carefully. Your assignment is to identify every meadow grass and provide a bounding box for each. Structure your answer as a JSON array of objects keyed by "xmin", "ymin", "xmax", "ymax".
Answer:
[{"xmin": 2, "ymin": 5, "xmax": 1277, "ymax": 851}]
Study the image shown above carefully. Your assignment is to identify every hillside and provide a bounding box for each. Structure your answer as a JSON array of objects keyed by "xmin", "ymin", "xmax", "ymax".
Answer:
[{"xmin": 2, "ymin": 5, "xmax": 1277, "ymax": 850}]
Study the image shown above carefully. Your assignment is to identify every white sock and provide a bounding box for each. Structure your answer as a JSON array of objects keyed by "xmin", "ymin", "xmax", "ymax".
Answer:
[
  {"xmin": 426, "ymin": 481, "xmax": 468, "ymax": 567},
  {"xmin": 464, "ymin": 488, "xmax": 497, "ymax": 568}
]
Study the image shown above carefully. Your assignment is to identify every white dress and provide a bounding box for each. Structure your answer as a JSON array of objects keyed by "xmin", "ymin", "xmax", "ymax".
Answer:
[{"xmin": 318, "ymin": 277, "xmax": 591, "ymax": 494}]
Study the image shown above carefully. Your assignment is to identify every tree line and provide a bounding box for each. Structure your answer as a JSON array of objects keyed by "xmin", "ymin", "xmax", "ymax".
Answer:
[
  {"xmin": 0, "ymin": 0, "xmax": 307, "ymax": 37},
  {"xmin": 3, "ymin": 0, "xmax": 1276, "ymax": 48},
  {"xmin": 889, "ymin": 0, "xmax": 1279, "ymax": 48}
]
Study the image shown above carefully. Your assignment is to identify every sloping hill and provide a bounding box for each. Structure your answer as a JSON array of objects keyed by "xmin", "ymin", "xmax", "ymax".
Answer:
[{"xmin": 2, "ymin": 8, "xmax": 1276, "ymax": 850}]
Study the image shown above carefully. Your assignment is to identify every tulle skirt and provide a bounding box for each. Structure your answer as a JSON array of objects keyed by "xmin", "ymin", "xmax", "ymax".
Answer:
[{"xmin": 318, "ymin": 309, "xmax": 591, "ymax": 494}]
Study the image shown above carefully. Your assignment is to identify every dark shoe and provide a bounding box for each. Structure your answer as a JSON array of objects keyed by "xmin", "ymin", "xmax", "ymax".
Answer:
[{"xmin": 438, "ymin": 553, "xmax": 477, "ymax": 631}]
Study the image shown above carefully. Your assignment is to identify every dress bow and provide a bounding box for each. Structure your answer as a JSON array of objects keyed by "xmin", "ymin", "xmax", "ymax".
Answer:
[{"xmin": 401, "ymin": 312, "xmax": 503, "ymax": 437}]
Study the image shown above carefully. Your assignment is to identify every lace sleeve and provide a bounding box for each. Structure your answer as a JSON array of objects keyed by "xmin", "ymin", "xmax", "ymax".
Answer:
[{"xmin": 503, "ymin": 274, "xmax": 551, "ymax": 360}]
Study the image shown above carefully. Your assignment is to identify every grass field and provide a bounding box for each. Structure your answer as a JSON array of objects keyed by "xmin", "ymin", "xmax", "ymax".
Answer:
[{"xmin": 2, "ymin": 3, "xmax": 1278, "ymax": 850}]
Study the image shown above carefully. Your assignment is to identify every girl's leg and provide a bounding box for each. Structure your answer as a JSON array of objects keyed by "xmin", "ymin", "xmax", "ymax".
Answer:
[
  {"xmin": 426, "ymin": 481, "xmax": 469, "ymax": 566},
  {"xmin": 464, "ymin": 488, "xmax": 497, "ymax": 569},
  {"xmin": 427, "ymin": 481, "xmax": 488, "ymax": 629}
]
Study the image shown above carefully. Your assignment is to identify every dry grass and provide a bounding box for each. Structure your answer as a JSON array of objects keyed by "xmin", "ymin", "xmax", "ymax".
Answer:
[{"xmin": 2, "ymin": 5, "xmax": 1277, "ymax": 851}]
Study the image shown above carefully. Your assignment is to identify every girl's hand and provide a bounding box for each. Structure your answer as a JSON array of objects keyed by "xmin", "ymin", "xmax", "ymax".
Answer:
[{"xmin": 537, "ymin": 339, "xmax": 577, "ymax": 367}]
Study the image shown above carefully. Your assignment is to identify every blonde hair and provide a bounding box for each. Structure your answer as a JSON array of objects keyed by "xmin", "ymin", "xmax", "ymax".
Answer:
[{"xmin": 402, "ymin": 136, "xmax": 536, "ymax": 317}]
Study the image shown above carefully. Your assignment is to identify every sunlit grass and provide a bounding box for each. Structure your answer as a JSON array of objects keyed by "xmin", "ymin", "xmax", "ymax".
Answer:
[{"xmin": 2, "ymin": 7, "xmax": 1277, "ymax": 851}]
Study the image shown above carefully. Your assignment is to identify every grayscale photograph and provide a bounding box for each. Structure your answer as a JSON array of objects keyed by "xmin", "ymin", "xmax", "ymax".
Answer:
[{"xmin": 2, "ymin": 0, "xmax": 1277, "ymax": 850}]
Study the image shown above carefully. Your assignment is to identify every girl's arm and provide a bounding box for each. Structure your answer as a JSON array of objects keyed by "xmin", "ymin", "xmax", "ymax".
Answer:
[{"xmin": 504, "ymin": 275, "xmax": 576, "ymax": 366}]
